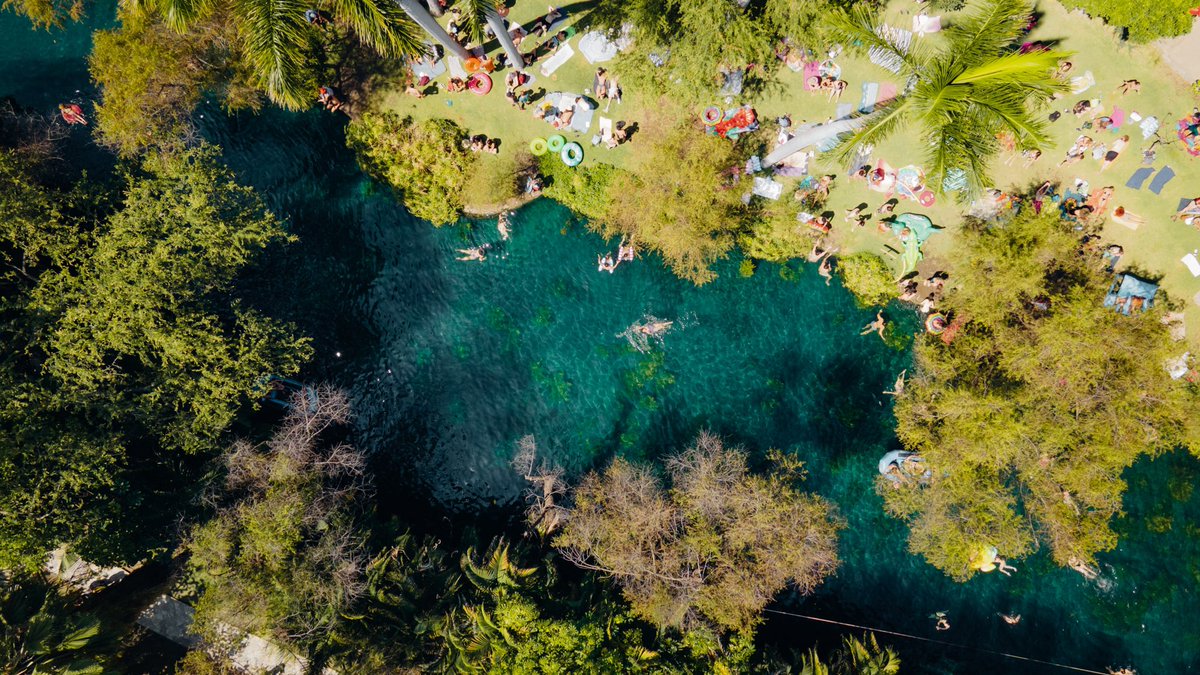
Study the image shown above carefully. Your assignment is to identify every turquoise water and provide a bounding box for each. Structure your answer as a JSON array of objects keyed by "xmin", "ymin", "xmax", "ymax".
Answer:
[{"xmin": 4, "ymin": 9, "xmax": 1200, "ymax": 673}]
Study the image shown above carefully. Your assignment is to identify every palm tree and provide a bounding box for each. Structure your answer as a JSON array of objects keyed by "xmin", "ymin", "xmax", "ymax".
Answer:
[
  {"xmin": 826, "ymin": 0, "xmax": 1068, "ymax": 194},
  {"xmin": 831, "ymin": 633, "xmax": 900, "ymax": 675},
  {"xmin": 140, "ymin": 0, "xmax": 427, "ymax": 109},
  {"xmin": 0, "ymin": 575, "xmax": 106, "ymax": 675},
  {"xmin": 455, "ymin": 0, "xmax": 524, "ymax": 69},
  {"xmin": 397, "ymin": 0, "xmax": 472, "ymax": 61}
]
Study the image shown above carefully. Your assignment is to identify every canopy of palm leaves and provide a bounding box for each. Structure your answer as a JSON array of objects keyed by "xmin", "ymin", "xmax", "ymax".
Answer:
[
  {"xmin": 829, "ymin": 0, "xmax": 1069, "ymax": 194},
  {"xmin": 134, "ymin": 0, "xmax": 425, "ymax": 109}
]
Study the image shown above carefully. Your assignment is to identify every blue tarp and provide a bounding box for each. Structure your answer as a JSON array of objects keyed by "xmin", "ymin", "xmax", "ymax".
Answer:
[{"xmin": 1103, "ymin": 274, "xmax": 1157, "ymax": 314}]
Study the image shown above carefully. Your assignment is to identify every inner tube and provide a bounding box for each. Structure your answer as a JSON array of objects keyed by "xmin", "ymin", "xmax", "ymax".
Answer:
[
  {"xmin": 702, "ymin": 106, "xmax": 722, "ymax": 125},
  {"xmin": 926, "ymin": 312, "xmax": 947, "ymax": 334},
  {"xmin": 560, "ymin": 141, "xmax": 583, "ymax": 166},
  {"xmin": 546, "ymin": 134, "xmax": 566, "ymax": 152},
  {"xmin": 467, "ymin": 72, "xmax": 493, "ymax": 95},
  {"xmin": 919, "ymin": 190, "xmax": 936, "ymax": 207},
  {"xmin": 464, "ymin": 57, "xmax": 482, "ymax": 73},
  {"xmin": 529, "ymin": 137, "xmax": 548, "ymax": 155}
]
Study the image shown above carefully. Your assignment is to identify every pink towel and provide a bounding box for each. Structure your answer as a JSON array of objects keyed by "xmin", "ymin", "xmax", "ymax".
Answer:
[
  {"xmin": 1111, "ymin": 106, "xmax": 1125, "ymax": 129},
  {"xmin": 803, "ymin": 61, "xmax": 821, "ymax": 90},
  {"xmin": 879, "ymin": 83, "xmax": 898, "ymax": 102}
]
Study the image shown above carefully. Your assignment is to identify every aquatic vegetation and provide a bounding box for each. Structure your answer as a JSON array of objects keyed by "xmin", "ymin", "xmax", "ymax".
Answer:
[{"xmin": 739, "ymin": 259, "xmax": 756, "ymax": 278}]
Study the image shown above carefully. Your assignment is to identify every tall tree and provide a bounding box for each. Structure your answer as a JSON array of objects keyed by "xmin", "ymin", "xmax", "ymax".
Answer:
[
  {"xmin": 887, "ymin": 209, "xmax": 1200, "ymax": 579},
  {"xmin": 555, "ymin": 432, "xmax": 840, "ymax": 633},
  {"xmin": 827, "ymin": 0, "xmax": 1068, "ymax": 194}
]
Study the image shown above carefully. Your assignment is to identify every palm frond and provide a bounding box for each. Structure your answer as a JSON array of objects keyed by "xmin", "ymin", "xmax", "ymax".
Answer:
[
  {"xmin": 825, "ymin": 5, "xmax": 924, "ymax": 79},
  {"xmin": 453, "ymin": 0, "xmax": 489, "ymax": 45},
  {"xmin": 829, "ymin": 98, "xmax": 914, "ymax": 163},
  {"xmin": 139, "ymin": 0, "xmax": 215, "ymax": 31},
  {"xmin": 328, "ymin": 0, "xmax": 426, "ymax": 57},
  {"xmin": 946, "ymin": 0, "xmax": 1034, "ymax": 59},
  {"xmin": 954, "ymin": 49, "xmax": 1071, "ymax": 88},
  {"xmin": 232, "ymin": 0, "xmax": 311, "ymax": 109}
]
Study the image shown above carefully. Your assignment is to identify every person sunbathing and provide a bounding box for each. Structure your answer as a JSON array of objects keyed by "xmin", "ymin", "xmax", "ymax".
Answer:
[
  {"xmin": 1111, "ymin": 206, "xmax": 1146, "ymax": 228},
  {"xmin": 1117, "ymin": 79, "xmax": 1141, "ymax": 94},
  {"xmin": 446, "ymin": 77, "xmax": 467, "ymax": 93},
  {"xmin": 1173, "ymin": 197, "xmax": 1200, "ymax": 223},
  {"xmin": 1100, "ymin": 136, "xmax": 1129, "ymax": 172},
  {"xmin": 552, "ymin": 106, "xmax": 575, "ymax": 129}
]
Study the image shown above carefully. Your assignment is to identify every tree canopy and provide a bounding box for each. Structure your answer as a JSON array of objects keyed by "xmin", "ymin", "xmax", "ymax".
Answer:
[
  {"xmin": 887, "ymin": 209, "xmax": 1200, "ymax": 579},
  {"xmin": 0, "ymin": 147, "xmax": 308, "ymax": 569},
  {"xmin": 346, "ymin": 113, "xmax": 476, "ymax": 226},
  {"xmin": 555, "ymin": 432, "xmax": 839, "ymax": 633}
]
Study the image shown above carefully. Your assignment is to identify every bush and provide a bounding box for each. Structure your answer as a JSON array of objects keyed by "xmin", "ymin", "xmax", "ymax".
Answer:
[
  {"xmin": 465, "ymin": 153, "xmax": 521, "ymax": 210},
  {"xmin": 838, "ymin": 253, "xmax": 896, "ymax": 307},
  {"xmin": 538, "ymin": 156, "xmax": 620, "ymax": 222},
  {"xmin": 346, "ymin": 114, "xmax": 475, "ymax": 225},
  {"xmin": 1057, "ymin": 0, "xmax": 1194, "ymax": 42},
  {"xmin": 740, "ymin": 200, "xmax": 814, "ymax": 263}
]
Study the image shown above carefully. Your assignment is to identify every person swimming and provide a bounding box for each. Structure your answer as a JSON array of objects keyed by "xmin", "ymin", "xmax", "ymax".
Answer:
[
  {"xmin": 597, "ymin": 254, "xmax": 616, "ymax": 272},
  {"xmin": 931, "ymin": 612, "xmax": 950, "ymax": 631},
  {"xmin": 999, "ymin": 613, "xmax": 1021, "ymax": 625},
  {"xmin": 58, "ymin": 103, "xmax": 87, "ymax": 125},
  {"xmin": 497, "ymin": 212, "xmax": 512, "ymax": 240},
  {"xmin": 456, "ymin": 244, "xmax": 489, "ymax": 261},
  {"xmin": 860, "ymin": 310, "xmax": 886, "ymax": 340}
]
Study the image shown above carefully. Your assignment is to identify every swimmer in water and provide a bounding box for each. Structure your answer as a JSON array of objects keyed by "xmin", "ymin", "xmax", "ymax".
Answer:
[
  {"xmin": 597, "ymin": 254, "xmax": 616, "ymax": 272},
  {"xmin": 999, "ymin": 613, "xmax": 1021, "ymax": 625},
  {"xmin": 931, "ymin": 612, "xmax": 950, "ymax": 631},
  {"xmin": 497, "ymin": 211, "xmax": 512, "ymax": 240},
  {"xmin": 883, "ymin": 369, "xmax": 906, "ymax": 396},
  {"xmin": 860, "ymin": 310, "xmax": 886, "ymax": 340},
  {"xmin": 818, "ymin": 256, "xmax": 833, "ymax": 285},
  {"xmin": 637, "ymin": 320, "xmax": 673, "ymax": 336},
  {"xmin": 456, "ymin": 245, "xmax": 488, "ymax": 261}
]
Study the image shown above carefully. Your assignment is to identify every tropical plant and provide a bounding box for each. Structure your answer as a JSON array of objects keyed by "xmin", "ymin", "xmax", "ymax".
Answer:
[
  {"xmin": 555, "ymin": 432, "xmax": 840, "ymax": 633},
  {"xmin": 0, "ymin": 575, "xmax": 107, "ymax": 675},
  {"xmin": 1058, "ymin": 0, "xmax": 1194, "ymax": 42},
  {"xmin": 888, "ymin": 209, "xmax": 1200, "ymax": 578},
  {"xmin": 454, "ymin": 0, "xmax": 523, "ymax": 67},
  {"xmin": 131, "ymin": 0, "xmax": 425, "ymax": 108},
  {"xmin": 830, "ymin": 633, "xmax": 900, "ymax": 675},
  {"xmin": 346, "ymin": 113, "xmax": 475, "ymax": 225},
  {"xmin": 828, "ymin": 0, "xmax": 1068, "ymax": 194},
  {"xmin": 396, "ymin": 0, "xmax": 471, "ymax": 60}
]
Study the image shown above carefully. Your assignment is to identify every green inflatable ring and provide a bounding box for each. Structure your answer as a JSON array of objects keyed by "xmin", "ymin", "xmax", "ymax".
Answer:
[
  {"xmin": 529, "ymin": 137, "xmax": 548, "ymax": 155},
  {"xmin": 560, "ymin": 142, "xmax": 584, "ymax": 167},
  {"xmin": 546, "ymin": 134, "xmax": 566, "ymax": 152}
]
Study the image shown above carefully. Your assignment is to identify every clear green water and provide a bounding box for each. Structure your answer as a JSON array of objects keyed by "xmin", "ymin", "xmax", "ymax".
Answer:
[{"xmin": 3, "ymin": 9, "xmax": 1200, "ymax": 673}]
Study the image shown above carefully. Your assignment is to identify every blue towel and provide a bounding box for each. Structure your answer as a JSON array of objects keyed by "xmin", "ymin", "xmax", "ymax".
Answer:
[
  {"xmin": 836, "ymin": 103, "xmax": 853, "ymax": 119},
  {"xmin": 1125, "ymin": 166, "xmax": 1153, "ymax": 190},
  {"xmin": 859, "ymin": 83, "xmax": 879, "ymax": 114},
  {"xmin": 1149, "ymin": 166, "xmax": 1175, "ymax": 195}
]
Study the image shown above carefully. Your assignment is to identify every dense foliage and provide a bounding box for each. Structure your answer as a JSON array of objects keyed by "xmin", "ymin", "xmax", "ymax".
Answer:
[
  {"xmin": 1058, "ymin": 0, "xmax": 1195, "ymax": 42},
  {"xmin": 0, "ymin": 147, "xmax": 308, "ymax": 569},
  {"xmin": 595, "ymin": 116, "xmax": 748, "ymax": 284},
  {"xmin": 830, "ymin": 0, "xmax": 1067, "ymax": 194},
  {"xmin": 0, "ymin": 574, "xmax": 107, "ymax": 674},
  {"xmin": 90, "ymin": 11, "xmax": 260, "ymax": 157},
  {"xmin": 346, "ymin": 113, "xmax": 475, "ymax": 226},
  {"xmin": 888, "ymin": 209, "xmax": 1200, "ymax": 578},
  {"xmin": 0, "ymin": 0, "xmax": 82, "ymax": 28},
  {"xmin": 555, "ymin": 432, "xmax": 840, "ymax": 633},
  {"xmin": 837, "ymin": 253, "xmax": 896, "ymax": 307}
]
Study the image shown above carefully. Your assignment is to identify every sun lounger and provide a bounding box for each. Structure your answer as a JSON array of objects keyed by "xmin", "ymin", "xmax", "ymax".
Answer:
[
  {"xmin": 1125, "ymin": 166, "xmax": 1153, "ymax": 190},
  {"xmin": 1149, "ymin": 166, "xmax": 1175, "ymax": 194},
  {"xmin": 540, "ymin": 42, "xmax": 574, "ymax": 77}
]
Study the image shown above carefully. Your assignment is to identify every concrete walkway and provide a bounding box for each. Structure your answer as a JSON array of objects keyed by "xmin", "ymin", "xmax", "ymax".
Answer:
[{"xmin": 1157, "ymin": 18, "xmax": 1200, "ymax": 84}]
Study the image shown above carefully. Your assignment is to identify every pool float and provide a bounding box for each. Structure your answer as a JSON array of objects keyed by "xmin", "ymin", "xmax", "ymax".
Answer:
[
  {"xmin": 467, "ymin": 72, "xmax": 493, "ymax": 95},
  {"xmin": 529, "ymin": 137, "xmax": 548, "ymax": 155},
  {"xmin": 464, "ymin": 57, "xmax": 482, "ymax": 73},
  {"xmin": 925, "ymin": 312, "xmax": 947, "ymax": 334},
  {"xmin": 560, "ymin": 141, "xmax": 583, "ymax": 166},
  {"xmin": 919, "ymin": 190, "xmax": 936, "ymax": 207},
  {"xmin": 702, "ymin": 106, "xmax": 722, "ymax": 125},
  {"xmin": 546, "ymin": 134, "xmax": 566, "ymax": 152}
]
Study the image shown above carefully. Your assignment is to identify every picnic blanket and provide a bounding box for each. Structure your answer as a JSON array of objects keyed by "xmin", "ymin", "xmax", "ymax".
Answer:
[
  {"xmin": 578, "ymin": 27, "xmax": 632, "ymax": 64},
  {"xmin": 836, "ymin": 102, "xmax": 853, "ymax": 119},
  {"xmin": 447, "ymin": 57, "xmax": 468, "ymax": 80},
  {"xmin": 1126, "ymin": 167, "xmax": 1153, "ymax": 189},
  {"xmin": 540, "ymin": 42, "xmax": 575, "ymax": 77},
  {"xmin": 913, "ymin": 13, "xmax": 942, "ymax": 35},
  {"xmin": 1149, "ymin": 166, "xmax": 1176, "ymax": 194},
  {"xmin": 803, "ymin": 61, "xmax": 821, "ymax": 89},
  {"xmin": 411, "ymin": 50, "xmax": 446, "ymax": 81},
  {"xmin": 879, "ymin": 83, "xmax": 898, "ymax": 103},
  {"xmin": 752, "ymin": 176, "xmax": 784, "ymax": 200},
  {"xmin": 546, "ymin": 92, "xmax": 595, "ymax": 133}
]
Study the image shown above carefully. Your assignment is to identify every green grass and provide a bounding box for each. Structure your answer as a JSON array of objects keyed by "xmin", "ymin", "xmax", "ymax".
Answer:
[{"xmin": 377, "ymin": 0, "xmax": 1200, "ymax": 343}]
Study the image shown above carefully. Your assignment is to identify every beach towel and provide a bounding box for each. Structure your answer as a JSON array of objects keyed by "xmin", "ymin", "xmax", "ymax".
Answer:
[
  {"xmin": 1125, "ymin": 166, "xmax": 1153, "ymax": 190},
  {"xmin": 411, "ymin": 53, "xmax": 446, "ymax": 81},
  {"xmin": 1139, "ymin": 116, "xmax": 1159, "ymax": 139},
  {"xmin": 540, "ymin": 42, "xmax": 575, "ymax": 77},
  {"xmin": 447, "ymin": 57, "xmax": 468, "ymax": 80},
  {"xmin": 1179, "ymin": 197, "xmax": 1194, "ymax": 213},
  {"xmin": 836, "ymin": 103, "xmax": 853, "ymax": 120},
  {"xmin": 803, "ymin": 61, "xmax": 820, "ymax": 89},
  {"xmin": 1183, "ymin": 253, "xmax": 1200, "ymax": 277},
  {"xmin": 1149, "ymin": 166, "xmax": 1176, "ymax": 194},
  {"xmin": 913, "ymin": 13, "xmax": 942, "ymax": 35},
  {"xmin": 1070, "ymin": 70, "xmax": 1095, "ymax": 94},
  {"xmin": 859, "ymin": 82, "xmax": 879, "ymax": 114},
  {"xmin": 752, "ymin": 176, "xmax": 784, "ymax": 200},
  {"xmin": 879, "ymin": 83, "xmax": 898, "ymax": 102},
  {"xmin": 1111, "ymin": 106, "xmax": 1125, "ymax": 130}
]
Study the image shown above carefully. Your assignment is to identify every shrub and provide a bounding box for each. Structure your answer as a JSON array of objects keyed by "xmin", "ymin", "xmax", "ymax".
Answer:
[
  {"xmin": 1057, "ymin": 0, "xmax": 1194, "ymax": 42},
  {"xmin": 538, "ymin": 156, "xmax": 620, "ymax": 222},
  {"xmin": 838, "ymin": 253, "xmax": 896, "ymax": 307},
  {"xmin": 346, "ymin": 114, "xmax": 475, "ymax": 225}
]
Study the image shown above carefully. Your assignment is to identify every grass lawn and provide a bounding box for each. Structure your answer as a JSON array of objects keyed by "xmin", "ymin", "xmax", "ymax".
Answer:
[{"xmin": 375, "ymin": 0, "xmax": 1200, "ymax": 344}]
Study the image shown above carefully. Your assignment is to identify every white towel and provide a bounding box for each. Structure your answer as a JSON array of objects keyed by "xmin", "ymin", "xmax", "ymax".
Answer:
[
  {"xmin": 540, "ymin": 42, "xmax": 575, "ymax": 77},
  {"xmin": 447, "ymin": 57, "xmax": 468, "ymax": 80},
  {"xmin": 1182, "ymin": 253, "xmax": 1200, "ymax": 277}
]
